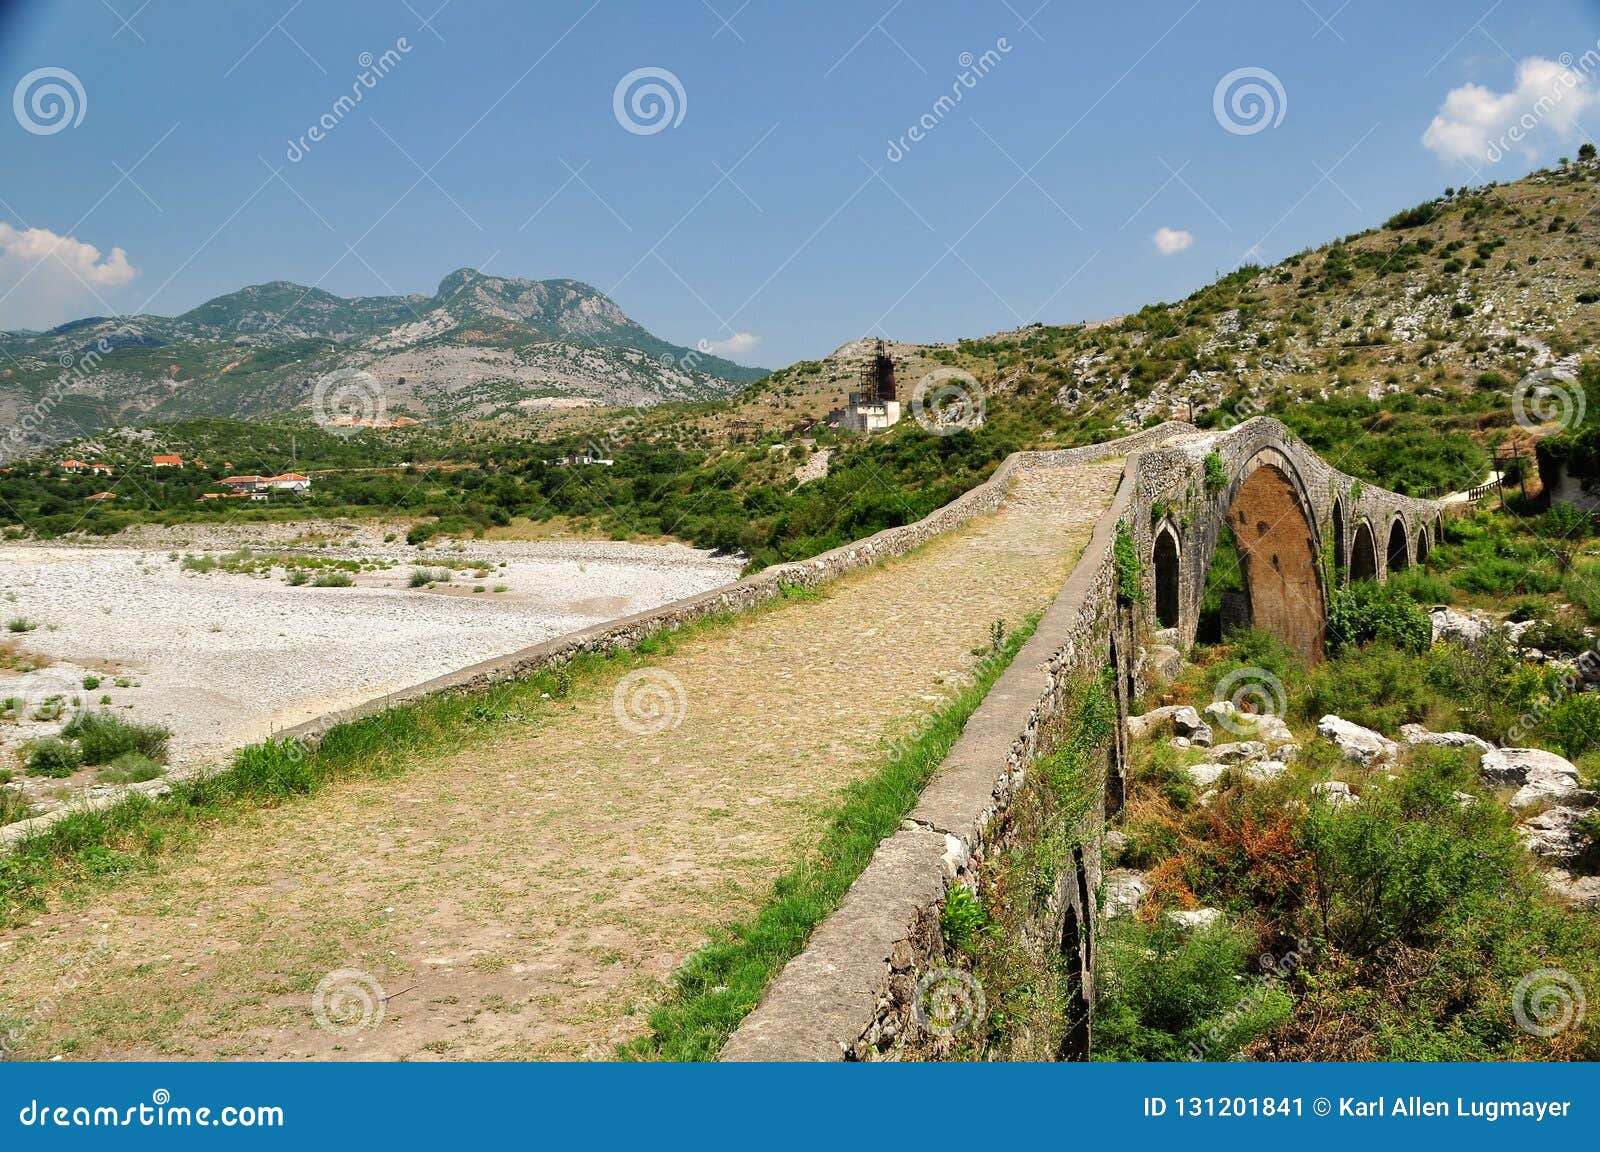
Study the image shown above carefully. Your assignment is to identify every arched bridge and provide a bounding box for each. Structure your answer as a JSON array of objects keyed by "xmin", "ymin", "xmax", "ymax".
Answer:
[
  {"xmin": 1133, "ymin": 418, "xmax": 1443, "ymax": 663},
  {"xmin": 725, "ymin": 417, "xmax": 1444, "ymax": 1061}
]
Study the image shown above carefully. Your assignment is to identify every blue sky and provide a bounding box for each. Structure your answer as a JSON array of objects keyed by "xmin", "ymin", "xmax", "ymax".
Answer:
[{"xmin": 2, "ymin": 0, "xmax": 1600, "ymax": 366}]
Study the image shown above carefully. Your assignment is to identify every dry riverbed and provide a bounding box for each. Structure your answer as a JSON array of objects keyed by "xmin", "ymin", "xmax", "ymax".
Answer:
[{"xmin": 0, "ymin": 525, "xmax": 742, "ymax": 823}]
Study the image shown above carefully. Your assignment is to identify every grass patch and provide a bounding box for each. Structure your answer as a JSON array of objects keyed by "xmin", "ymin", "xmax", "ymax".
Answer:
[
  {"xmin": 60, "ymin": 711, "xmax": 171, "ymax": 766},
  {"xmin": 623, "ymin": 614, "xmax": 1041, "ymax": 1062}
]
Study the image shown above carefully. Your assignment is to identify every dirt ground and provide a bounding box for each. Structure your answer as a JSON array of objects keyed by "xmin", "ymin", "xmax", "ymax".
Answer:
[{"xmin": 0, "ymin": 460, "xmax": 1122, "ymax": 1061}]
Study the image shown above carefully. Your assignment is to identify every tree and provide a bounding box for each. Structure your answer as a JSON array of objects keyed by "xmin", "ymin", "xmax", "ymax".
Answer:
[{"xmin": 1580, "ymin": 142, "xmax": 1597, "ymax": 162}]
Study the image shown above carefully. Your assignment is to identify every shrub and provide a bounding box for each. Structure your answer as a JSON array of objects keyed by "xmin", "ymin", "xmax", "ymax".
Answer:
[
  {"xmin": 311, "ymin": 572, "xmax": 353, "ymax": 588},
  {"xmin": 24, "ymin": 736, "xmax": 81, "ymax": 778},
  {"xmin": 81, "ymin": 674, "xmax": 101, "ymax": 690},
  {"xmin": 1114, "ymin": 521, "xmax": 1142, "ymax": 604},
  {"xmin": 1388, "ymin": 568, "xmax": 1452, "ymax": 605},
  {"xmin": 285, "ymin": 569, "xmax": 310, "ymax": 586},
  {"xmin": 60, "ymin": 710, "xmax": 171, "ymax": 765},
  {"xmin": 95, "ymin": 752, "xmax": 165, "ymax": 785},
  {"xmin": 1203, "ymin": 452, "xmax": 1228, "ymax": 495},
  {"xmin": 6, "ymin": 617, "xmax": 38, "ymax": 633},
  {"xmin": 1325, "ymin": 581, "xmax": 1432, "ymax": 655},
  {"xmin": 408, "ymin": 567, "xmax": 433, "ymax": 588},
  {"xmin": 1298, "ymin": 643, "xmax": 1438, "ymax": 733},
  {"xmin": 1540, "ymin": 694, "xmax": 1600, "ymax": 760},
  {"xmin": 1541, "ymin": 502, "xmax": 1590, "ymax": 539},
  {"xmin": 1094, "ymin": 921, "xmax": 1292, "ymax": 1061}
]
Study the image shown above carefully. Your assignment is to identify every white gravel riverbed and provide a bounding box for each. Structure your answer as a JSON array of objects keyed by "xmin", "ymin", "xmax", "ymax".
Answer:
[{"xmin": 0, "ymin": 529, "xmax": 742, "ymax": 820}]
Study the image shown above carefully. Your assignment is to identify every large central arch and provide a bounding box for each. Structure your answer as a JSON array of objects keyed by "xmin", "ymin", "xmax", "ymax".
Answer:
[{"xmin": 1223, "ymin": 452, "xmax": 1326, "ymax": 663}]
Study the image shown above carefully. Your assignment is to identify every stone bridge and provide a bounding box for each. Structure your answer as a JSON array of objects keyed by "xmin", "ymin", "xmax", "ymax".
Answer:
[
  {"xmin": 1133, "ymin": 419, "xmax": 1444, "ymax": 664},
  {"xmin": 724, "ymin": 416, "xmax": 1443, "ymax": 1061}
]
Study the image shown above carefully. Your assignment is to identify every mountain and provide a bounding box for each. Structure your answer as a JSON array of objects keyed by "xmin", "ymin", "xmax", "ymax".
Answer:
[{"xmin": 0, "ymin": 270, "xmax": 767, "ymax": 454}]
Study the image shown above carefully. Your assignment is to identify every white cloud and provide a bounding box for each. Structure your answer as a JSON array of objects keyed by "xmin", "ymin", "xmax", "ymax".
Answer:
[
  {"xmin": 0, "ymin": 224, "xmax": 138, "ymax": 330},
  {"xmin": 704, "ymin": 332, "xmax": 761, "ymax": 360},
  {"xmin": 1422, "ymin": 56, "xmax": 1597, "ymax": 164},
  {"xmin": 1153, "ymin": 227, "xmax": 1195, "ymax": 255}
]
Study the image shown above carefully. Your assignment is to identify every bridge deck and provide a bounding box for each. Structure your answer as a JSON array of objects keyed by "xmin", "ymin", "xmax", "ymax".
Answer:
[{"xmin": 0, "ymin": 459, "xmax": 1122, "ymax": 1060}]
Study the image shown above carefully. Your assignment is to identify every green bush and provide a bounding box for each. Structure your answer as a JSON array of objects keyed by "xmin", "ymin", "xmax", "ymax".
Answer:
[
  {"xmin": 311, "ymin": 572, "xmax": 354, "ymax": 588},
  {"xmin": 940, "ymin": 884, "xmax": 988, "ymax": 958},
  {"xmin": 60, "ymin": 710, "xmax": 171, "ymax": 765},
  {"xmin": 1094, "ymin": 921, "xmax": 1293, "ymax": 1061},
  {"xmin": 1388, "ymin": 568, "xmax": 1452, "ymax": 605},
  {"xmin": 1540, "ymin": 694, "xmax": 1600, "ymax": 760},
  {"xmin": 1298, "ymin": 642, "xmax": 1437, "ymax": 733},
  {"xmin": 1325, "ymin": 581, "xmax": 1432, "ymax": 655},
  {"xmin": 95, "ymin": 752, "xmax": 165, "ymax": 785},
  {"xmin": 24, "ymin": 736, "xmax": 81, "ymax": 778}
]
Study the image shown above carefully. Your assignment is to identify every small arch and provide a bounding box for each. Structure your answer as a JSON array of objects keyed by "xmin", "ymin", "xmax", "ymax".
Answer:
[
  {"xmin": 1350, "ymin": 519, "xmax": 1378, "ymax": 582},
  {"xmin": 1152, "ymin": 524, "xmax": 1181, "ymax": 629},
  {"xmin": 1331, "ymin": 498, "xmax": 1348, "ymax": 586},
  {"xmin": 1386, "ymin": 517, "xmax": 1410, "ymax": 573},
  {"xmin": 1415, "ymin": 520, "xmax": 1431, "ymax": 564}
]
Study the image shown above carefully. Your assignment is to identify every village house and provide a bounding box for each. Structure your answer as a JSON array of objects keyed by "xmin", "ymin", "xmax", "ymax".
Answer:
[
  {"xmin": 151, "ymin": 454, "xmax": 183, "ymax": 468},
  {"xmin": 59, "ymin": 458, "xmax": 89, "ymax": 473},
  {"xmin": 84, "ymin": 491, "xmax": 117, "ymax": 502},
  {"xmin": 264, "ymin": 473, "xmax": 311, "ymax": 493}
]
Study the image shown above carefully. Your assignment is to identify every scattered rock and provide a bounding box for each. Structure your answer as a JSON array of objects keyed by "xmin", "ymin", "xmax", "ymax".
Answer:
[
  {"xmin": 1187, "ymin": 764, "xmax": 1227, "ymax": 788},
  {"xmin": 1201, "ymin": 700, "xmax": 1237, "ymax": 728},
  {"xmin": 1312, "ymin": 780, "xmax": 1359, "ymax": 807},
  {"xmin": 1452, "ymin": 791, "xmax": 1480, "ymax": 809},
  {"xmin": 1541, "ymin": 869, "xmax": 1600, "ymax": 909},
  {"xmin": 1128, "ymin": 704, "xmax": 1205, "ymax": 742},
  {"xmin": 1399, "ymin": 723, "xmax": 1493, "ymax": 754},
  {"xmin": 1430, "ymin": 606, "xmax": 1488, "ymax": 645},
  {"xmin": 1189, "ymin": 723, "xmax": 1214, "ymax": 748},
  {"xmin": 1169, "ymin": 736, "xmax": 1191, "ymax": 750},
  {"xmin": 1480, "ymin": 747, "xmax": 1584, "ymax": 809},
  {"xmin": 1148, "ymin": 645, "xmax": 1183, "ymax": 682},
  {"xmin": 1252, "ymin": 714, "xmax": 1295, "ymax": 747},
  {"xmin": 1240, "ymin": 760, "xmax": 1288, "ymax": 783},
  {"xmin": 1204, "ymin": 740, "xmax": 1269, "ymax": 764},
  {"xmin": 1317, "ymin": 715, "xmax": 1398, "ymax": 764},
  {"xmin": 1103, "ymin": 829, "xmax": 1130, "ymax": 859},
  {"xmin": 1165, "ymin": 908, "xmax": 1224, "ymax": 931},
  {"xmin": 1518, "ymin": 806, "xmax": 1592, "ymax": 864},
  {"xmin": 1103, "ymin": 870, "xmax": 1149, "ymax": 919}
]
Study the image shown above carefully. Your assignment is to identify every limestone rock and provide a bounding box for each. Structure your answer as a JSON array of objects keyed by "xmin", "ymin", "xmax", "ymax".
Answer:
[
  {"xmin": 1431, "ymin": 606, "xmax": 1488, "ymax": 645},
  {"xmin": 1518, "ymin": 807, "xmax": 1592, "ymax": 863},
  {"xmin": 1240, "ymin": 760, "xmax": 1288, "ymax": 783},
  {"xmin": 1480, "ymin": 747, "xmax": 1583, "ymax": 809},
  {"xmin": 1542, "ymin": 869, "xmax": 1600, "ymax": 909},
  {"xmin": 1317, "ymin": 715, "xmax": 1398, "ymax": 764},
  {"xmin": 1166, "ymin": 908, "xmax": 1224, "ymax": 931},
  {"xmin": 1103, "ymin": 870, "xmax": 1149, "ymax": 919},
  {"xmin": 1128, "ymin": 704, "xmax": 1205, "ymax": 741},
  {"xmin": 1252, "ymin": 714, "xmax": 1295, "ymax": 747},
  {"xmin": 1204, "ymin": 740, "xmax": 1269, "ymax": 764},
  {"xmin": 1312, "ymin": 780, "xmax": 1359, "ymax": 807},
  {"xmin": 1187, "ymin": 764, "xmax": 1227, "ymax": 788},
  {"xmin": 1399, "ymin": 723, "xmax": 1493, "ymax": 755},
  {"xmin": 1148, "ymin": 645, "xmax": 1184, "ymax": 682}
]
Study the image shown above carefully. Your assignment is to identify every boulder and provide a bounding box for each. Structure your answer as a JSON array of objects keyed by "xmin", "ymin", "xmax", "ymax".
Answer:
[
  {"xmin": 1202, "ymin": 700, "xmax": 1237, "ymax": 728},
  {"xmin": 1103, "ymin": 870, "xmax": 1149, "ymax": 920},
  {"xmin": 1542, "ymin": 869, "xmax": 1600, "ymax": 909},
  {"xmin": 1252, "ymin": 714, "xmax": 1295, "ymax": 747},
  {"xmin": 1165, "ymin": 908, "xmax": 1224, "ymax": 931},
  {"xmin": 1480, "ymin": 748, "xmax": 1583, "ymax": 809},
  {"xmin": 1103, "ymin": 829, "xmax": 1130, "ymax": 859},
  {"xmin": 1148, "ymin": 645, "xmax": 1184, "ymax": 682},
  {"xmin": 1240, "ymin": 760, "xmax": 1288, "ymax": 783},
  {"xmin": 1398, "ymin": 724, "xmax": 1493, "ymax": 755},
  {"xmin": 1518, "ymin": 807, "xmax": 1592, "ymax": 863},
  {"xmin": 1128, "ymin": 704, "xmax": 1205, "ymax": 742},
  {"xmin": 1188, "ymin": 722, "xmax": 1214, "ymax": 748},
  {"xmin": 1317, "ymin": 715, "xmax": 1398, "ymax": 765},
  {"xmin": 1205, "ymin": 740, "xmax": 1269, "ymax": 764},
  {"xmin": 1169, "ymin": 736, "xmax": 1192, "ymax": 750},
  {"xmin": 1312, "ymin": 780, "xmax": 1359, "ymax": 807},
  {"xmin": 1187, "ymin": 764, "xmax": 1227, "ymax": 788},
  {"xmin": 1431, "ymin": 606, "xmax": 1488, "ymax": 645}
]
